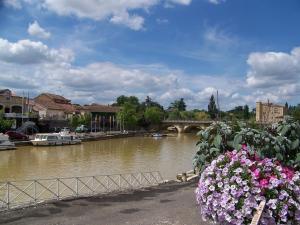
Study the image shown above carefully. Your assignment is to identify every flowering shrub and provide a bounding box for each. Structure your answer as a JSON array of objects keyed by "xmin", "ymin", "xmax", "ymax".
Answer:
[
  {"xmin": 195, "ymin": 147, "xmax": 300, "ymax": 224},
  {"xmin": 194, "ymin": 119, "xmax": 300, "ymax": 171}
]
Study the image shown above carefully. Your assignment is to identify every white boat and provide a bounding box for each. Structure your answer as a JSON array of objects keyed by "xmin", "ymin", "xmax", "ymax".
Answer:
[
  {"xmin": 151, "ymin": 133, "xmax": 164, "ymax": 138},
  {"xmin": 31, "ymin": 133, "xmax": 63, "ymax": 146},
  {"xmin": 60, "ymin": 133, "xmax": 81, "ymax": 145},
  {"xmin": 0, "ymin": 133, "xmax": 16, "ymax": 150},
  {"xmin": 31, "ymin": 133, "xmax": 81, "ymax": 146}
]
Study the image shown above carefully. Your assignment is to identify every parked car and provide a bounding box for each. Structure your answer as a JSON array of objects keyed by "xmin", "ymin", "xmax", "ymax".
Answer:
[
  {"xmin": 61, "ymin": 127, "xmax": 71, "ymax": 133},
  {"xmin": 75, "ymin": 125, "xmax": 89, "ymax": 133},
  {"xmin": 5, "ymin": 131, "xmax": 29, "ymax": 141}
]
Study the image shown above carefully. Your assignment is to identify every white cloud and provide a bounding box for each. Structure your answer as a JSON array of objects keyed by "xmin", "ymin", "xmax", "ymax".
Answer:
[
  {"xmin": 203, "ymin": 27, "xmax": 235, "ymax": 47},
  {"xmin": 36, "ymin": 0, "xmax": 192, "ymax": 30},
  {"xmin": 0, "ymin": 38, "xmax": 73, "ymax": 65},
  {"xmin": 167, "ymin": 0, "xmax": 192, "ymax": 5},
  {"xmin": 240, "ymin": 47, "xmax": 300, "ymax": 106},
  {"xmin": 208, "ymin": 0, "xmax": 226, "ymax": 5},
  {"xmin": 0, "ymin": 39, "xmax": 242, "ymax": 110},
  {"xmin": 110, "ymin": 11, "xmax": 144, "ymax": 31},
  {"xmin": 3, "ymin": 0, "xmax": 22, "ymax": 9},
  {"xmin": 246, "ymin": 47, "xmax": 300, "ymax": 88},
  {"xmin": 41, "ymin": 0, "xmax": 159, "ymax": 30},
  {"xmin": 28, "ymin": 21, "xmax": 51, "ymax": 39}
]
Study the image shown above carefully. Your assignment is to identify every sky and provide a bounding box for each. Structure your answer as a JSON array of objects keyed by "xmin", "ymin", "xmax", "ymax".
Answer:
[{"xmin": 0, "ymin": 0, "xmax": 300, "ymax": 110}]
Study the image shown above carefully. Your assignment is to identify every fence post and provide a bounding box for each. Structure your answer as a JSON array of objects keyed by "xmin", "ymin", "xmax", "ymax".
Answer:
[
  {"xmin": 92, "ymin": 177, "xmax": 95, "ymax": 194},
  {"xmin": 57, "ymin": 179, "xmax": 60, "ymax": 200},
  {"xmin": 6, "ymin": 182, "xmax": 9, "ymax": 209},
  {"xmin": 76, "ymin": 178, "xmax": 78, "ymax": 196},
  {"xmin": 34, "ymin": 180, "xmax": 37, "ymax": 203}
]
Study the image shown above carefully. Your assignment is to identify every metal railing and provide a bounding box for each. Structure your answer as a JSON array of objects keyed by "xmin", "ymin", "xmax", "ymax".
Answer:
[{"xmin": 0, "ymin": 171, "xmax": 164, "ymax": 211}]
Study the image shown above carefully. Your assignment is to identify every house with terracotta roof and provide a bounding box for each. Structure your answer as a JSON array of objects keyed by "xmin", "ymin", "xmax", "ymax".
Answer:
[{"xmin": 34, "ymin": 93, "xmax": 76, "ymax": 120}]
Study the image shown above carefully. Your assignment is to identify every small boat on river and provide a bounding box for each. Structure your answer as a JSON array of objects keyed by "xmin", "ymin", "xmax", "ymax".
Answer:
[
  {"xmin": 151, "ymin": 133, "xmax": 167, "ymax": 138},
  {"xmin": 0, "ymin": 133, "xmax": 16, "ymax": 150},
  {"xmin": 31, "ymin": 133, "xmax": 81, "ymax": 146}
]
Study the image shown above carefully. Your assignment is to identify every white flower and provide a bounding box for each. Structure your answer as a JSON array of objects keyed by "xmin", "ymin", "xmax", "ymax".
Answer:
[{"xmin": 209, "ymin": 185, "xmax": 215, "ymax": 191}]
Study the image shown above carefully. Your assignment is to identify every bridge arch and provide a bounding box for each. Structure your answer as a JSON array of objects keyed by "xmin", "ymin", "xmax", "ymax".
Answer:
[{"xmin": 161, "ymin": 120, "xmax": 213, "ymax": 133}]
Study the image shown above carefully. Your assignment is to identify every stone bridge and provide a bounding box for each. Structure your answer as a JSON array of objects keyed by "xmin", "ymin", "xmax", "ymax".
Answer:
[{"xmin": 161, "ymin": 120, "xmax": 213, "ymax": 133}]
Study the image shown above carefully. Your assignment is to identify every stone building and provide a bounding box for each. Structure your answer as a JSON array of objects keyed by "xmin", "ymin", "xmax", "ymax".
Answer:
[
  {"xmin": 0, "ymin": 89, "xmax": 37, "ymax": 128},
  {"xmin": 34, "ymin": 93, "xmax": 76, "ymax": 120},
  {"xmin": 256, "ymin": 101, "xmax": 286, "ymax": 123}
]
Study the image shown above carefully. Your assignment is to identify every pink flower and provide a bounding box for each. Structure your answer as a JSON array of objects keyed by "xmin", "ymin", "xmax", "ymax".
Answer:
[
  {"xmin": 259, "ymin": 179, "xmax": 269, "ymax": 188},
  {"xmin": 253, "ymin": 169, "xmax": 260, "ymax": 178},
  {"xmin": 282, "ymin": 167, "xmax": 294, "ymax": 180}
]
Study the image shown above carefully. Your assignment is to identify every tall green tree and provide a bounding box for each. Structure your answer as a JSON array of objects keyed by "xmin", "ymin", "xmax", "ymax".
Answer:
[
  {"xmin": 115, "ymin": 95, "xmax": 140, "ymax": 107},
  {"xmin": 141, "ymin": 96, "xmax": 164, "ymax": 111},
  {"xmin": 117, "ymin": 102, "xmax": 138, "ymax": 129},
  {"xmin": 169, "ymin": 98, "xmax": 186, "ymax": 111},
  {"xmin": 208, "ymin": 95, "xmax": 218, "ymax": 119},
  {"xmin": 243, "ymin": 105, "xmax": 250, "ymax": 120},
  {"xmin": 144, "ymin": 106, "xmax": 164, "ymax": 124}
]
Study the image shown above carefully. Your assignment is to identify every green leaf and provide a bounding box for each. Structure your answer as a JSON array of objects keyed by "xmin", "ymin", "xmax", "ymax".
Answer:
[
  {"xmin": 233, "ymin": 134, "xmax": 242, "ymax": 150},
  {"xmin": 274, "ymin": 145, "xmax": 280, "ymax": 153},
  {"xmin": 295, "ymin": 153, "xmax": 300, "ymax": 163},
  {"xmin": 280, "ymin": 125, "xmax": 289, "ymax": 136},
  {"xmin": 213, "ymin": 134, "xmax": 222, "ymax": 148},
  {"xmin": 291, "ymin": 139, "xmax": 299, "ymax": 150},
  {"xmin": 276, "ymin": 153, "xmax": 284, "ymax": 161},
  {"xmin": 210, "ymin": 147, "xmax": 220, "ymax": 154}
]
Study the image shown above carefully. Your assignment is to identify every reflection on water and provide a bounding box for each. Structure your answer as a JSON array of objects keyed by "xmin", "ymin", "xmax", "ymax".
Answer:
[{"xmin": 0, "ymin": 134, "xmax": 198, "ymax": 181}]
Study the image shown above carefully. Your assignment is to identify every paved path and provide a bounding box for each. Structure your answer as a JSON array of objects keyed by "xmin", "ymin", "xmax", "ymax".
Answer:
[{"xmin": 0, "ymin": 181, "xmax": 208, "ymax": 225}]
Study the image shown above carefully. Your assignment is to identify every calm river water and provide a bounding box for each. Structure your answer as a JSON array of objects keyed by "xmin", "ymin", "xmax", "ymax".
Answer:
[{"xmin": 0, "ymin": 134, "xmax": 198, "ymax": 181}]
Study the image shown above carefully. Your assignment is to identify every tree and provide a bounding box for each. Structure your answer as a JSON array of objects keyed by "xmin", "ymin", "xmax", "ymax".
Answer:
[
  {"xmin": 141, "ymin": 96, "xmax": 164, "ymax": 111},
  {"xmin": 180, "ymin": 111, "xmax": 195, "ymax": 120},
  {"xmin": 169, "ymin": 98, "xmax": 186, "ymax": 111},
  {"xmin": 115, "ymin": 95, "xmax": 140, "ymax": 107},
  {"xmin": 144, "ymin": 107, "xmax": 164, "ymax": 125},
  {"xmin": 117, "ymin": 102, "xmax": 138, "ymax": 129},
  {"xmin": 167, "ymin": 109, "xmax": 181, "ymax": 120},
  {"xmin": 243, "ymin": 105, "xmax": 250, "ymax": 120},
  {"xmin": 208, "ymin": 95, "xmax": 218, "ymax": 119},
  {"xmin": 194, "ymin": 111, "xmax": 210, "ymax": 120}
]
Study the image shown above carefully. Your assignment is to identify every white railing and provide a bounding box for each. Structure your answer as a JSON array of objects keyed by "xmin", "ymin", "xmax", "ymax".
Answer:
[{"xmin": 0, "ymin": 171, "xmax": 164, "ymax": 211}]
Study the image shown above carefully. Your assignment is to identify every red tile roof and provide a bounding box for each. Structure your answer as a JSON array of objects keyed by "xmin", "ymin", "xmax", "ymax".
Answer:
[
  {"xmin": 34, "ymin": 93, "xmax": 75, "ymax": 113},
  {"xmin": 82, "ymin": 104, "xmax": 119, "ymax": 113}
]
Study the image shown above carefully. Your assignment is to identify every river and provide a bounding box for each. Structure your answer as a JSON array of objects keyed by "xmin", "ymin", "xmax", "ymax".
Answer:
[{"xmin": 0, "ymin": 134, "xmax": 198, "ymax": 181}]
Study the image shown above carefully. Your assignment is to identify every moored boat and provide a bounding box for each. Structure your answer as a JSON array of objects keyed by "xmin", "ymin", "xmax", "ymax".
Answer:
[
  {"xmin": 31, "ymin": 133, "xmax": 81, "ymax": 146},
  {"xmin": 60, "ymin": 133, "xmax": 81, "ymax": 145},
  {"xmin": 31, "ymin": 133, "xmax": 63, "ymax": 146},
  {"xmin": 151, "ymin": 133, "xmax": 166, "ymax": 138},
  {"xmin": 0, "ymin": 133, "xmax": 16, "ymax": 150}
]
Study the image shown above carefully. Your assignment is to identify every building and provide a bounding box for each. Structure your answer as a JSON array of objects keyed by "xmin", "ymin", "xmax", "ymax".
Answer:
[
  {"xmin": 256, "ymin": 101, "xmax": 286, "ymax": 123},
  {"xmin": 79, "ymin": 104, "xmax": 120, "ymax": 131},
  {"xmin": 0, "ymin": 89, "xmax": 37, "ymax": 128},
  {"xmin": 81, "ymin": 104, "xmax": 120, "ymax": 131},
  {"xmin": 34, "ymin": 93, "xmax": 76, "ymax": 120}
]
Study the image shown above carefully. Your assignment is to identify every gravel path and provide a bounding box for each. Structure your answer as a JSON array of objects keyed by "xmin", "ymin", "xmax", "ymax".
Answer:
[{"xmin": 0, "ymin": 180, "xmax": 208, "ymax": 225}]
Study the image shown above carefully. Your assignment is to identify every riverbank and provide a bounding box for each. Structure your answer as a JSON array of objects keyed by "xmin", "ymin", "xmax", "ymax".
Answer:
[
  {"xmin": 13, "ymin": 131, "xmax": 177, "ymax": 147},
  {"xmin": 13, "ymin": 132, "xmax": 146, "ymax": 147},
  {"xmin": 0, "ymin": 180, "xmax": 207, "ymax": 225}
]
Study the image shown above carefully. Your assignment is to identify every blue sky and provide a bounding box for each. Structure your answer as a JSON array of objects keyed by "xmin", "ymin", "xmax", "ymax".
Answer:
[{"xmin": 0, "ymin": 0, "xmax": 300, "ymax": 110}]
